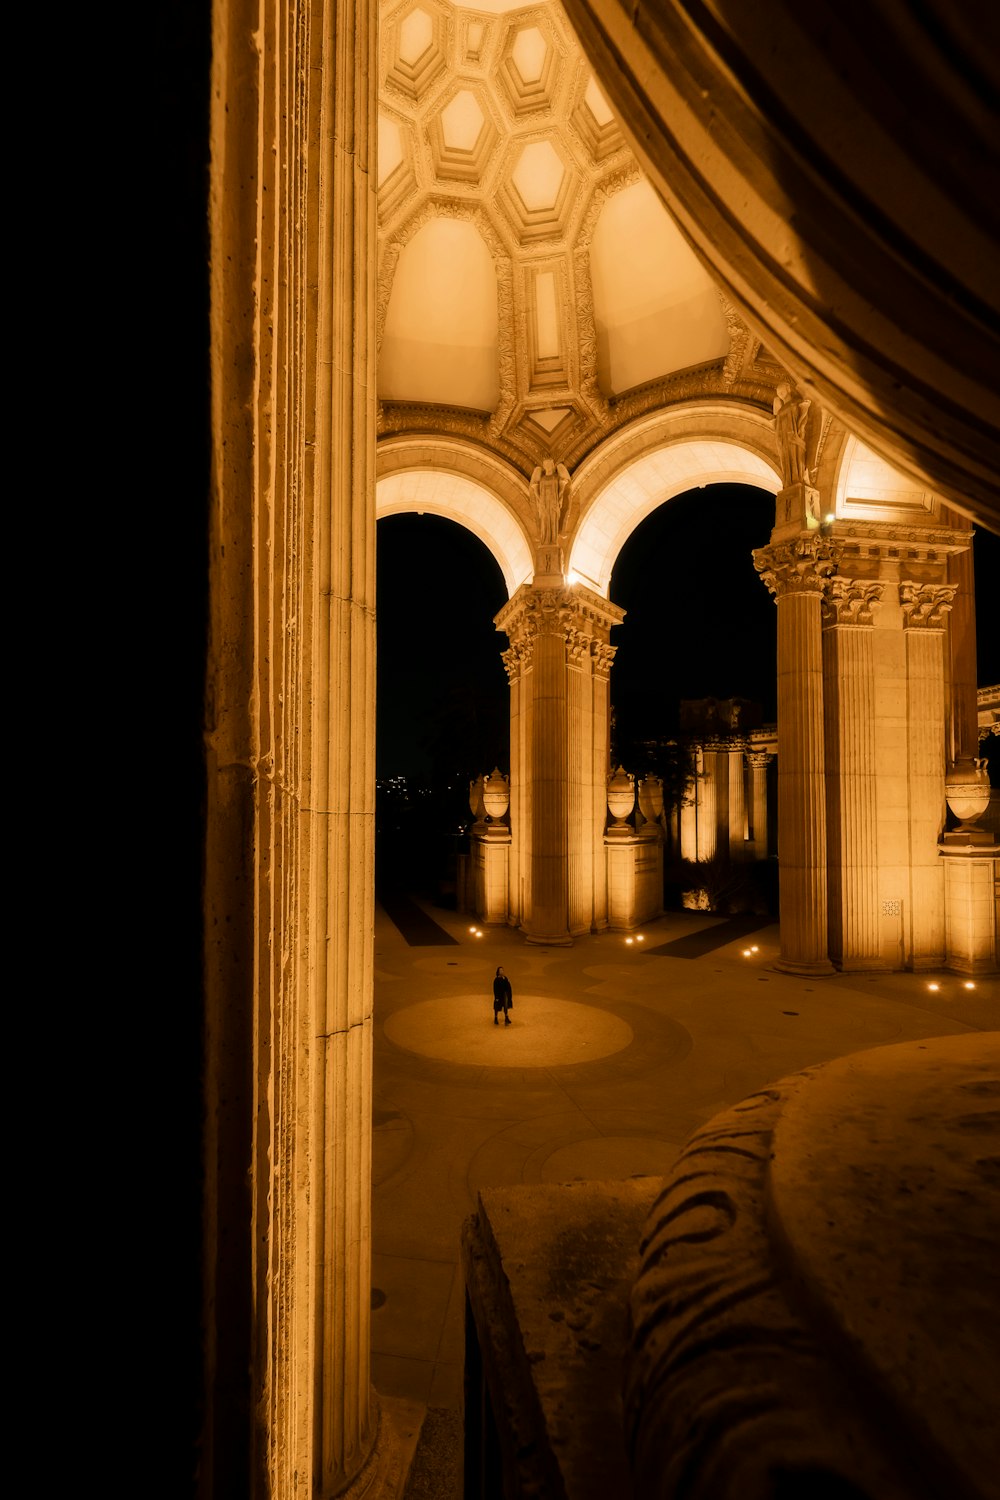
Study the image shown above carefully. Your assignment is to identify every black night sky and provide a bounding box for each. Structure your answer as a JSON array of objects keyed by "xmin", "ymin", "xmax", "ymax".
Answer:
[{"xmin": 376, "ymin": 487, "xmax": 1000, "ymax": 800}]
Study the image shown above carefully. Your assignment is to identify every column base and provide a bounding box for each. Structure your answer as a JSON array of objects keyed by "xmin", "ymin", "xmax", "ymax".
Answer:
[
  {"xmin": 523, "ymin": 931, "xmax": 574, "ymax": 947},
  {"xmin": 329, "ymin": 1395, "xmax": 403, "ymax": 1500},
  {"xmin": 772, "ymin": 957, "xmax": 837, "ymax": 976}
]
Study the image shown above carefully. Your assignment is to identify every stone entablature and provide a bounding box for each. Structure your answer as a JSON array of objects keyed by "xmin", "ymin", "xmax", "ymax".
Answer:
[{"xmin": 978, "ymin": 685, "xmax": 1000, "ymax": 739}]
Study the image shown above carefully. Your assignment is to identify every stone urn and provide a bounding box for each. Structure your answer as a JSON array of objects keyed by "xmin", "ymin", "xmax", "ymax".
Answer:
[
  {"xmin": 607, "ymin": 766, "xmax": 635, "ymax": 830},
  {"xmin": 469, "ymin": 774, "xmax": 486, "ymax": 825},
  {"xmin": 483, "ymin": 767, "xmax": 510, "ymax": 822},
  {"xmin": 637, "ymin": 774, "xmax": 664, "ymax": 826},
  {"xmin": 945, "ymin": 757, "xmax": 991, "ymax": 832}
]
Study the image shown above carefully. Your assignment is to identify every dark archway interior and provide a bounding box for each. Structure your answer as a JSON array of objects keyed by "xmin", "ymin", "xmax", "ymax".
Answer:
[
  {"xmin": 376, "ymin": 513, "xmax": 510, "ymax": 898},
  {"xmin": 609, "ymin": 482, "xmax": 778, "ymax": 750}
]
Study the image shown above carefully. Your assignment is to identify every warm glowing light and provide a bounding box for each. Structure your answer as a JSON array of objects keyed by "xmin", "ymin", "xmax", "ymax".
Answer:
[
  {"xmin": 625, "ymin": 937, "xmax": 634, "ymax": 945},
  {"xmin": 964, "ymin": 981, "xmax": 976, "ymax": 990},
  {"xmin": 750, "ymin": 945, "xmax": 759, "ymax": 953},
  {"xmin": 469, "ymin": 926, "xmax": 477, "ymax": 933},
  {"xmin": 636, "ymin": 934, "xmax": 645, "ymax": 942},
  {"xmin": 742, "ymin": 949, "xmax": 752, "ymax": 957},
  {"xmin": 475, "ymin": 930, "xmax": 483, "ymax": 938},
  {"xmin": 928, "ymin": 982, "xmax": 940, "ymax": 991},
  {"xmin": 824, "ymin": 512, "xmax": 835, "ymax": 525}
]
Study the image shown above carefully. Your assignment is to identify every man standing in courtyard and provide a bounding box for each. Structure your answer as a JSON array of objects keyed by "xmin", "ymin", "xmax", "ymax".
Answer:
[{"xmin": 493, "ymin": 966, "xmax": 513, "ymax": 1026}]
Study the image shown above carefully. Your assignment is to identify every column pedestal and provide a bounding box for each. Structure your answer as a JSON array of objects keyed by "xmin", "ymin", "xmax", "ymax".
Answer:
[{"xmin": 940, "ymin": 842, "xmax": 1000, "ymax": 975}]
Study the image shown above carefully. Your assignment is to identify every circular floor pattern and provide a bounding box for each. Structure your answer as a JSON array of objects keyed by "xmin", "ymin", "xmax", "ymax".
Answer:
[
  {"xmin": 538, "ymin": 1134, "xmax": 682, "ymax": 1183},
  {"xmin": 383, "ymin": 994, "xmax": 634, "ymax": 1067}
]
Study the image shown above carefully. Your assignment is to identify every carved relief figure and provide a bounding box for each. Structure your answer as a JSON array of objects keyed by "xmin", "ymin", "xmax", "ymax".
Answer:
[
  {"xmin": 529, "ymin": 456, "xmax": 571, "ymax": 545},
  {"xmin": 773, "ymin": 381, "xmax": 812, "ymax": 488}
]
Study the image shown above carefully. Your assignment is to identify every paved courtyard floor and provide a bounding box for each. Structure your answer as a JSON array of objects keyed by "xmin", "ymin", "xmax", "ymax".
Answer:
[{"xmin": 371, "ymin": 897, "xmax": 998, "ymax": 1491}]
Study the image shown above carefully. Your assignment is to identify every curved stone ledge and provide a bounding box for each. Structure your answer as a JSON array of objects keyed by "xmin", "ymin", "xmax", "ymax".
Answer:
[{"xmin": 624, "ymin": 1034, "xmax": 1000, "ymax": 1500}]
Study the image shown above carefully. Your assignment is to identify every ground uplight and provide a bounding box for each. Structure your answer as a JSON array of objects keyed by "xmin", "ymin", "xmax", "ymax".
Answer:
[
  {"xmin": 964, "ymin": 981, "xmax": 976, "ymax": 990},
  {"xmin": 625, "ymin": 937, "xmax": 634, "ymax": 945},
  {"xmin": 928, "ymin": 982, "xmax": 940, "ymax": 992}
]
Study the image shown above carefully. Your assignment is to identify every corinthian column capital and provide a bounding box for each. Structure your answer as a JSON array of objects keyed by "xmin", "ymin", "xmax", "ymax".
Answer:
[
  {"xmin": 899, "ymin": 581, "xmax": 957, "ymax": 630},
  {"xmin": 821, "ymin": 578, "xmax": 885, "ymax": 627},
  {"xmin": 753, "ymin": 536, "xmax": 838, "ymax": 598}
]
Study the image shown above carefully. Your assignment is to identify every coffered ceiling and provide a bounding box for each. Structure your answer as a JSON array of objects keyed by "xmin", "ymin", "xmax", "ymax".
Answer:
[{"xmin": 376, "ymin": 0, "xmax": 783, "ymax": 474}]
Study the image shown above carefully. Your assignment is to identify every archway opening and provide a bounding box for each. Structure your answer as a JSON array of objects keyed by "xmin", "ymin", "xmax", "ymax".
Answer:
[
  {"xmin": 375, "ymin": 512, "xmax": 510, "ymax": 906},
  {"xmin": 609, "ymin": 482, "xmax": 778, "ymax": 915}
]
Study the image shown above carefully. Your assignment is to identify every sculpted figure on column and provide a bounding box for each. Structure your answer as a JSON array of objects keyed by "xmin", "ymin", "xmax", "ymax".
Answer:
[
  {"xmin": 774, "ymin": 381, "xmax": 811, "ymax": 487},
  {"xmin": 772, "ymin": 381, "xmax": 828, "ymax": 534},
  {"xmin": 530, "ymin": 457, "xmax": 571, "ymax": 546}
]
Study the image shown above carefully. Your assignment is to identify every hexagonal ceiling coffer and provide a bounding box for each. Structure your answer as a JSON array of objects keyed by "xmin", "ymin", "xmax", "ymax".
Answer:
[
  {"xmin": 512, "ymin": 141, "xmax": 564, "ymax": 213},
  {"xmin": 498, "ymin": 138, "xmax": 579, "ymax": 245},
  {"xmin": 377, "ymin": 110, "xmax": 419, "ymax": 221},
  {"xmin": 386, "ymin": 4, "xmax": 447, "ymax": 103},
  {"xmin": 427, "ymin": 86, "xmax": 499, "ymax": 184},
  {"xmin": 572, "ymin": 75, "xmax": 625, "ymax": 164},
  {"xmin": 498, "ymin": 22, "xmax": 560, "ymax": 117}
]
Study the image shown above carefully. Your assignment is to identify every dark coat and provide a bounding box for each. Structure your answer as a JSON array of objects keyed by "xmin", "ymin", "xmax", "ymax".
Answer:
[{"xmin": 492, "ymin": 975, "xmax": 513, "ymax": 1012}]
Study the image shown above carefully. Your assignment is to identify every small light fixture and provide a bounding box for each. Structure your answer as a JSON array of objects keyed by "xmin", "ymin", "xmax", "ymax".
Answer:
[
  {"xmin": 475, "ymin": 929, "xmax": 483, "ymax": 938},
  {"xmin": 964, "ymin": 981, "xmax": 976, "ymax": 990},
  {"xmin": 625, "ymin": 937, "xmax": 634, "ymax": 945},
  {"xmin": 468, "ymin": 926, "xmax": 477, "ymax": 934},
  {"xmin": 928, "ymin": 982, "xmax": 940, "ymax": 991},
  {"xmin": 742, "ymin": 948, "xmax": 752, "ymax": 957},
  {"xmin": 750, "ymin": 945, "xmax": 759, "ymax": 953},
  {"xmin": 636, "ymin": 934, "xmax": 645, "ymax": 943},
  {"xmin": 824, "ymin": 513, "xmax": 835, "ymax": 526}
]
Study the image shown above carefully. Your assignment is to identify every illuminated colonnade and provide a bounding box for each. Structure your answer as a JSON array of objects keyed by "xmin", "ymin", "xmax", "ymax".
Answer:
[
  {"xmin": 376, "ymin": 418, "xmax": 997, "ymax": 973},
  {"xmin": 206, "ymin": 3, "xmax": 999, "ymax": 1494}
]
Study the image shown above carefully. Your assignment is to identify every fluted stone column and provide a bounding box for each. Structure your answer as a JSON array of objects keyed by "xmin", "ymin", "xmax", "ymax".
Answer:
[
  {"xmin": 946, "ymin": 539, "xmax": 978, "ymax": 766},
  {"xmin": 696, "ymin": 746, "xmax": 718, "ymax": 861},
  {"xmin": 901, "ymin": 582, "xmax": 955, "ymax": 968},
  {"xmin": 502, "ymin": 640, "xmax": 531, "ymax": 927},
  {"xmin": 679, "ymin": 745, "xmax": 701, "ymax": 862},
  {"xmin": 590, "ymin": 642, "xmax": 615, "ymax": 930},
  {"xmin": 747, "ymin": 752, "xmax": 773, "ymax": 859},
  {"xmin": 822, "ymin": 579, "xmax": 885, "ymax": 969},
  {"xmin": 209, "ymin": 1, "xmax": 384, "ymax": 1494},
  {"xmin": 728, "ymin": 744, "xmax": 749, "ymax": 862},
  {"xmin": 755, "ymin": 538, "xmax": 837, "ymax": 974},
  {"xmin": 497, "ymin": 585, "xmax": 623, "ymax": 944}
]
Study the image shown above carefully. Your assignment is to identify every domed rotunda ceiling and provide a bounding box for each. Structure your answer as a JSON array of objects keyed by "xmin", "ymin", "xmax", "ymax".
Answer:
[{"xmin": 376, "ymin": 0, "xmax": 785, "ymax": 475}]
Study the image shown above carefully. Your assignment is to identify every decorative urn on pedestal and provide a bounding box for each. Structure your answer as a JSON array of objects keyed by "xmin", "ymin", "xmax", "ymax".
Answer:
[
  {"xmin": 482, "ymin": 767, "xmax": 510, "ymax": 823},
  {"xmin": 637, "ymin": 774, "xmax": 664, "ymax": 830},
  {"xmin": 607, "ymin": 766, "xmax": 636, "ymax": 833},
  {"xmin": 944, "ymin": 757, "xmax": 992, "ymax": 842}
]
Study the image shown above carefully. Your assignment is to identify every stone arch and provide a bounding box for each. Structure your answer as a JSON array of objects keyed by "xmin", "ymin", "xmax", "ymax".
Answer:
[
  {"xmin": 566, "ymin": 404, "xmax": 782, "ymax": 595},
  {"xmin": 376, "ymin": 437, "xmax": 534, "ymax": 598}
]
